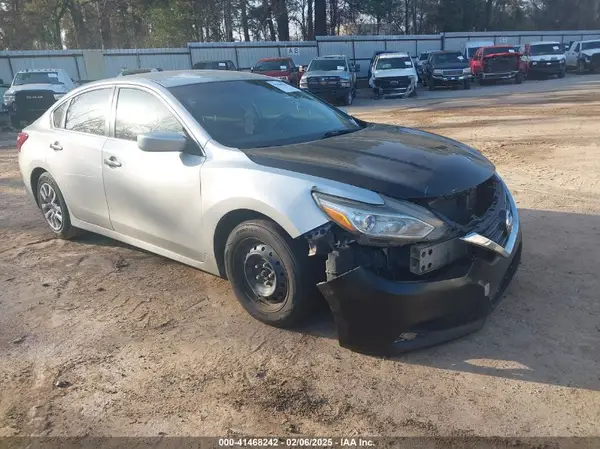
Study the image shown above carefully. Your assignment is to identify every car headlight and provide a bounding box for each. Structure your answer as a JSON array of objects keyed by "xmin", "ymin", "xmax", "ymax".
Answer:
[
  {"xmin": 463, "ymin": 67, "xmax": 471, "ymax": 74},
  {"xmin": 560, "ymin": 59, "xmax": 566, "ymax": 64},
  {"xmin": 312, "ymin": 192, "xmax": 448, "ymax": 243},
  {"xmin": 54, "ymin": 93, "xmax": 65, "ymax": 100},
  {"xmin": 433, "ymin": 69, "xmax": 443, "ymax": 75},
  {"xmin": 3, "ymin": 94, "xmax": 15, "ymax": 105}
]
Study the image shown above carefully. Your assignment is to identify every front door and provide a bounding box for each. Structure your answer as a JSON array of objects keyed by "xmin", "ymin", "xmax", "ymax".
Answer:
[
  {"xmin": 45, "ymin": 87, "xmax": 113, "ymax": 229},
  {"xmin": 101, "ymin": 87, "xmax": 206, "ymax": 261},
  {"xmin": 565, "ymin": 42, "xmax": 579, "ymax": 68}
]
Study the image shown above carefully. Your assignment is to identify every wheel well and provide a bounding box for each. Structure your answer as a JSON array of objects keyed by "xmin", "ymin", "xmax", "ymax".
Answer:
[
  {"xmin": 213, "ymin": 209, "xmax": 274, "ymax": 278},
  {"xmin": 30, "ymin": 168, "xmax": 46, "ymax": 206}
]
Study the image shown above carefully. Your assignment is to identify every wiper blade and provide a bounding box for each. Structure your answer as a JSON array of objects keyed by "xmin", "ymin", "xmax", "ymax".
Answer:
[{"xmin": 319, "ymin": 129, "xmax": 357, "ymax": 139}]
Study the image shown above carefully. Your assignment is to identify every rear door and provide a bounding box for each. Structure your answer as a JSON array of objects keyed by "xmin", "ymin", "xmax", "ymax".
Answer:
[{"xmin": 45, "ymin": 87, "xmax": 113, "ymax": 228}]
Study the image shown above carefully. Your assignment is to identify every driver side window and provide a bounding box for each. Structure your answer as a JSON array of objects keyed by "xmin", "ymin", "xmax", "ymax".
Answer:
[{"xmin": 574, "ymin": 43, "xmax": 580, "ymax": 52}]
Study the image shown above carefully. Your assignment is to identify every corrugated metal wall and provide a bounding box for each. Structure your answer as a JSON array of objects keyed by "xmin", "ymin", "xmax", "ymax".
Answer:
[{"xmin": 1, "ymin": 29, "xmax": 600, "ymax": 83}]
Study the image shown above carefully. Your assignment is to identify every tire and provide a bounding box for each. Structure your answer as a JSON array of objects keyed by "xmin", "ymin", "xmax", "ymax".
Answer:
[
  {"xmin": 9, "ymin": 114, "xmax": 20, "ymax": 129},
  {"xmin": 577, "ymin": 60, "xmax": 586, "ymax": 74},
  {"xmin": 224, "ymin": 219, "xmax": 319, "ymax": 328},
  {"xmin": 428, "ymin": 77, "xmax": 435, "ymax": 91},
  {"xmin": 464, "ymin": 79, "xmax": 471, "ymax": 90},
  {"xmin": 35, "ymin": 172, "xmax": 81, "ymax": 239},
  {"xmin": 343, "ymin": 90, "xmax": 353, "ymax": 106},
  {"xmin": 558, "ymin": 68, "xmax": 566, "ymax": 79},
  {"xmin": 515, "ymin": 72, "xmax": 523, "ymax": 84},
  {"xmin": 410, "ymin": 87, "xmax": 418, "ymax": 97}
]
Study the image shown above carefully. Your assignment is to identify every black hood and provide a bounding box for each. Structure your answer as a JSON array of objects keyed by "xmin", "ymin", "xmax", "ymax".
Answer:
[
  {"xmin": 431, "ymin": 62, "xmax": 469, "ymax": 70},
  {"xmin": 243, "ymin": 124, "xmax": 495, "ymax": 200}
]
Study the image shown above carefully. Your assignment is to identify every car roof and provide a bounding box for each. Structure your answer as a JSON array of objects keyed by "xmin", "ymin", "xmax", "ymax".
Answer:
[
  {"xmin": 480, "ymin": 45, "xmax": 517, "ymax": 49},
  {"xmin": 88, "ymin": 70, "xmax": 265, "ymax": 89},
  {"xmin": 527, "ymin": 41, "xmax": 561, "ymax": 46},
  {"xmin": 430, "ymin": 50, "xmax": 463, "ymax": 54},
  {"xmin": 16, "ymin": 68, "xmax": 62, "ymax": 73},
  {"xmin": 582, "ymin": 39, "xmax": 600, "ymax": 43},
  {"xmin": 258, "ymin": 57, "xmax": 291, "ymax": 61},
  {"xmin": 315, "ymin": 55, "xmax": 346, "ymax": 59},
  {"xmin": 378, "ymin": 52, "xmax": 409, "ymax": 58}
]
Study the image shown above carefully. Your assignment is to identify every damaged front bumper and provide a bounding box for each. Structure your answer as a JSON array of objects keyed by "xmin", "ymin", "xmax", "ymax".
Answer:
[{"xmin": 315, "ymin": 180, "xmax": 523, "ymax": 355}]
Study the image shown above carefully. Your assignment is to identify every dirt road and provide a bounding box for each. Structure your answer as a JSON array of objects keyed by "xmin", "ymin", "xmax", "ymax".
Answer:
[{"xmin": 1, "ymin": 81, "xmax": 599, "ymax": 438}]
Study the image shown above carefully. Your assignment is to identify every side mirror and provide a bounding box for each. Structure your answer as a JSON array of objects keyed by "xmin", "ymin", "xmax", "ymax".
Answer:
[
  {"xmin": 354, "ymin": 64, "xmax": 361, "ymax": 72},
  {"xmin": 137, "ymin": 131, "xmax": 187, "ymax": 153}
]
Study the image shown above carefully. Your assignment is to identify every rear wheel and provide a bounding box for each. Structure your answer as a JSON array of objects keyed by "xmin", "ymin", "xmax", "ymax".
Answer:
[
  {"xmin": 35, "ymin": 172, "xmax": 80, "ymax": 239},
  {"xmin": 577, "ymin": 60, "xmax": 586, "ymax": 74},
  {"xmin": 343, "ymin": 91, "xmax": 353, "ymax": 106},
  {"xmin": 224, "ymin": 219, "xmax": 319, "ymax": 328}
]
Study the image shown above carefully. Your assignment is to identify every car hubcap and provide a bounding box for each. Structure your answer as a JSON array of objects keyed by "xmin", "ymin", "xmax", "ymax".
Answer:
[
  {"xmin": 39, "ymin": 182, "xmax": 63, "ymax": 231},
  {"xmin": 243, "ymin": 243, "xmax": 288, "ymax": 309}
]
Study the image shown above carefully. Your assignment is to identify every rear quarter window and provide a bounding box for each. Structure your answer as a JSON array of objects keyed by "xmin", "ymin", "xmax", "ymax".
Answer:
[{"xmin": 52, "ymin": 102, "xmax": 68, "ymax": 128}]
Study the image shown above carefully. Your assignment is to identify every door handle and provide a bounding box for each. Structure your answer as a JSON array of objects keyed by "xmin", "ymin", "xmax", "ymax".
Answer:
[
  {"xmin": 49, "ymin": 141, "xmax": 63, "ymax": 151},
  {"xmin": 104, "ymin": 156, "xmax": 122, "ymax": 168}
]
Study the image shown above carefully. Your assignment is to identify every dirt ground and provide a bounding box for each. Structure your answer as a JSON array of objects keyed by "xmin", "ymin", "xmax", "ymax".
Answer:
[{"xmin": 1, "ymin": 82, "xmax": 599, "ymax": 438}]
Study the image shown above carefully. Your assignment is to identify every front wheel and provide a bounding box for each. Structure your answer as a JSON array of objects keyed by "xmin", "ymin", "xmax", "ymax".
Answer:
[
  {"xmin": 515, "ymin": 72, "xmax": 524, "ymax": 84},
  {"xmin": 36, "ymin": 172, "xmax": 80, "ymax": 239},
  {"xmin": 464, "ymin": 79, "xmax": 471, "ymax": 90},
  {"xmin": 558, "ymin": 68, "xmax": 566, "ymax": 78},
  {"xmin": 224, "ymin": 219, "xmax": 319, "ymax": 328},
  {"xmin": 342, "ymin": 91, "xmax": 353, "ymax": 106}
]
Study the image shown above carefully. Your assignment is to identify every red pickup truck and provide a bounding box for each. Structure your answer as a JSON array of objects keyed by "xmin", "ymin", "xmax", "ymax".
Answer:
[
  {"xmin": 470, "ymin": 45, "xmax": 525, "ymax": 85},
  {"xmin": 251, "ymin": 57, "xmax": 300, "ymax": 86}
]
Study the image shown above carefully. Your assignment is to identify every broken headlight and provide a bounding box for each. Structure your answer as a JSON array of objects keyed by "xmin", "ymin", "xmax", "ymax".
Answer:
[{"xmin": 312, "ymin": 192, "xmax": 449, "ymax": 243}]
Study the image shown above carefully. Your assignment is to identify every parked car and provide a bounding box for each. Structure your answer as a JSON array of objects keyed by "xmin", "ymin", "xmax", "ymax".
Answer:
[
  {"xmin": 565, "ymin": 39, "xmax": 600, "ymax": 73},
  {"xmin": 422, "ymin": 51, "xmax": 471, "ymax": 91},
  {"xmin": 251, "ymin": 57, "xmax": 300, "ymax": 86},
  {"xmin": 518, "ymin": 42, "xmax": 566, "ymax": 79},
  {"xmin": 299, "ymin": 55, "xmax": 359, "ymax": 106},
  {"xmin": 415, "ymin": 50, "xmax": 434, "ymax": 81},
  {"xmin": 118, "ymin": 68, "xmax": 163, "ymax": 76},
  {"xmin": 16, "ymin": 70, "xmax": 522, "ymax": 354},
  {"xmin": 193, "ymin": 60, "xmax": 237, "ymax": 71},
  {"xmin": 368, "ymin": 50, "xmax": 397, "ymax": 80},
  {"xmin": 470, "ymin": 45, "xmax": 524, "ymax": 85},
  {"xmin": 3, "ymin": 69, "xmax": 75, "ymax": 129},
  {"xmin": 369, "ymin": 52, "xmax": 418, "ymax": 98},
  {"xmin": 462, "ymin": 40, "xmax": 495, "ymax": 60}
]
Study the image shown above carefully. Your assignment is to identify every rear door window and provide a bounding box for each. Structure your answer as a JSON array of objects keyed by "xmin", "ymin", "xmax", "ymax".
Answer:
[
  {"xmin": 65, "ymin": 88, "xmax": 112, "ymax": 136},
  {"xmin": 52, "ymin": 101, "xmax": 68, "ymax": 128}
]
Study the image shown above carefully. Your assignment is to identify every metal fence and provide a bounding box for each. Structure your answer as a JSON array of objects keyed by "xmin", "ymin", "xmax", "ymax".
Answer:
[{"xmin": 2, "ymin": 29, "xmax": 600, "ymax": 83}]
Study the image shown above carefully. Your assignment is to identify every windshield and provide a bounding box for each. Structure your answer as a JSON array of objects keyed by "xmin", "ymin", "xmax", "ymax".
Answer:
[
  {"xmin": 13, "ymin": 72, "xmax": 62, "ymax": 85},
  {"xmin": 375, "ymin": 57, "xmax": 413, "ymax": 70},
  {"xmin": 432, "ymin": 52, "xmax": 466, "ymax": 64},
  {"xmin": 169, "ymin": 80, "xmax": 361, "ymax": 149},
  {"xmin": 194, "ymin": 61, "xmax": 230, "ymax": 70},
  {"xmin": 582, "ymin": 41, "xmax": 600, "ymax": 51},
  {"xmin": 308, "ymin": 59, "xmax": 347, "ymax": 72},
  {"xmin": 254, "ymin": 60, "xmax": 290, "ymax": 71},
  {"xmin": 419, "ymin": 53, "xmax": 429, "ymax": 61},
  {"xmin": 530, "ymin": 44, "xmax": 564, "ymax": 55},
  {"xmin": 483, "ymin": 46, "xmax": 517, "ymax": 56}
]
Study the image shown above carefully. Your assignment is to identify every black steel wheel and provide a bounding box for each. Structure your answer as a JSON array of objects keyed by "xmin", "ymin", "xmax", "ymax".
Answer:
[{"xmin": 224, "ymin": 219, "xmax": 319, "ymax": 328}]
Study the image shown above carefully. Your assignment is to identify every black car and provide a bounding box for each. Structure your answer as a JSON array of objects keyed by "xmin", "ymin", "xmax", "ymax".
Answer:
[
  {"xmin": 423, "ymin": 51, "xmax": 472, "ymax": 90},
  {"xmin": 193, "ymin": 60, "xmax": 237, "ymax": 71}
]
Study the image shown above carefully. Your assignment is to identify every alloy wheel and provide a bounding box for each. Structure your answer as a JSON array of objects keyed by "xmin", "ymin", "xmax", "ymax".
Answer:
[{"xmin": 39, "ymin": 182, "xmax": 63, "ymax": 231}]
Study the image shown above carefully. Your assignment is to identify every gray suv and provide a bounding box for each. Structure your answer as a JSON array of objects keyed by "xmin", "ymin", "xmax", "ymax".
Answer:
[{"xmin": 299, "ymin": 55, "xmax": 359, "ymax": 106}]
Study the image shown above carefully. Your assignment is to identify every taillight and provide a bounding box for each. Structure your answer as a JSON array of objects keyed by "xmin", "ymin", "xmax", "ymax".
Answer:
[{"xmin": 16, "ymin": 132, "xmax": 29, "ymax": 152}]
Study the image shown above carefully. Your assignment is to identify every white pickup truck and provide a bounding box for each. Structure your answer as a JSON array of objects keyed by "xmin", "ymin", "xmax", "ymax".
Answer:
[
  {"xmin": 3, "ymin": 68, "xmax": 75, "ymax": 128},
  {"xmin": 565, "ymin": 39, "xmax": 600, "ymax": 73}
]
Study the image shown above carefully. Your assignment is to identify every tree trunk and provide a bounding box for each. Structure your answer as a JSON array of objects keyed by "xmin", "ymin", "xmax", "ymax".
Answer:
[
  {"xmin": 240, "ymin": 0, "xmax": 250, "ymax": 41},
  {"xmin": 272, "ymin": 0, "xmax": 290, "ymax": 41},
  {"xmin": 314, "ymin": 0, "xmax": 326, "ymax": 36},
  {"xmin": 328, "ymin": 0, "xmax": 337, "ymax": 35},
  {"xmin": 404, "ymin": 0, "xmax": 409, "ymax": 34},
  {"xmin": 307, "ymin": 0, "xmax": 314, "ymax": 40},
  {"xmin": 262, "ymin": 0, "xmax": 276, "ymax": 40},
  {"xmin": 224, "ymin": 0, "xmax": 234, "ymax": 41}
]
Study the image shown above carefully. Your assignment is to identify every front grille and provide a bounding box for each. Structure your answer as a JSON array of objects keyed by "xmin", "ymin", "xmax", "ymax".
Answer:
[
  {"xmin": 14, "ymin": 90, "xmax": 56, "ymax": 113},
  {"xmin": 307, "ymin": 76, "xmax": 339, "ymax": 87},
  {"xmin": 484, "ymin": 56, "xmax": 517, "ymax": 73},
  {"xmin": 442, "ymin": 69, "xmax": 463, "ymax": 76},
  {"xmin": 425, "ymin": 175, "xmax": 509, "ymax": 247},
  {"xmin": 374, "ymin": 76, "xmax": 410, "ymax": 89}
]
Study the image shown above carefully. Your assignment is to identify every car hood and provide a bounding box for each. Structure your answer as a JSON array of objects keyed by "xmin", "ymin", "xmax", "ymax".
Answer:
[
  {"xmin": 255, "ymin": 70, "xmax": 290, "ymax": 76},
  {"xmin": 483, "ymin": 52, "xmax": 520, "ymax": 59},
  {"xmin": 243, "ymin": 124, "xmax": 495, "ymax": 200},
  {"xmin": 304, "ymin": 70, "xmax": 350, "ymax": 79},
  {"xmin": 372, "ymin": 68, "xmax": 416, "ymax": 78},
  {"xmin": 529, "ymin": 54, "xmax": 566, "ymax": 62},
  {"xmin": 6, "ymin": 83, "xmax": 67, "ymax": 95},
  {"xmin": 581, "ymin": 48, "xmax": 600, "ymax": 57}
]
